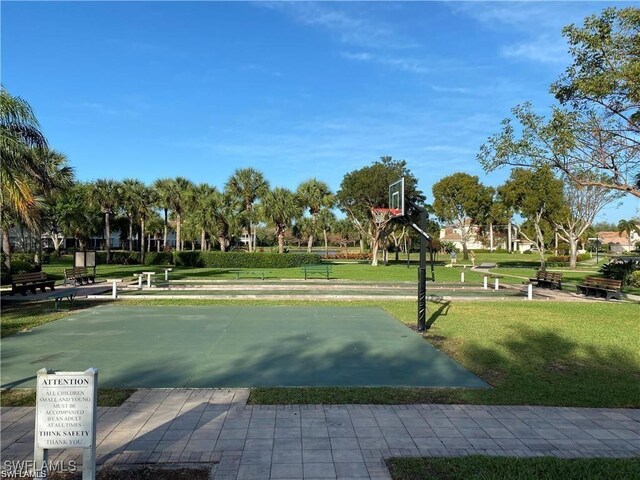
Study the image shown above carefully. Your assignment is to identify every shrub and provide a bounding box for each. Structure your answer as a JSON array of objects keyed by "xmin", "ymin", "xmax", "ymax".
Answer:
[
  {"xmin": 173, "ymin": 251, "xmax": 323, "ymax": 268},
  {"xmin": 628, "ymin": 271, "xmax": 640, "ymax": 288},
  {"xmin": 143, "ymin": 252, "xmax": 174, "ymax": 266},
  {"xmin": 323, "ymin": 253, "xmax": 371, "ymax": 260},
  {"xmin": 96, "ymin": 250, "xmax": 140, "ymax": 265},
  {"xmin": 10, "ymin": 260, "xmax": 38, "ymax": 275},
  {"xmin": 600, "ymin": 259, "xmax": 639, "ymax": 286},
  {"xmin": 547, "ymin": 254, "xmax": 589, "ymax": 263}
]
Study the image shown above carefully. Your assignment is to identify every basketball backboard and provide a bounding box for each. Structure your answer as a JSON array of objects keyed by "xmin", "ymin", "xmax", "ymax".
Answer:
[{"xmin": 388, "ymin": 178, "xmax": 405, "ymax": 218}]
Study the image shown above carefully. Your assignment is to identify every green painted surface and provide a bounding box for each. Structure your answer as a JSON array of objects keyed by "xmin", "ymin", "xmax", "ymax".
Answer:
[{"xmin": 1, "ymin": 305, "xmax": 488, "ymax": 389}]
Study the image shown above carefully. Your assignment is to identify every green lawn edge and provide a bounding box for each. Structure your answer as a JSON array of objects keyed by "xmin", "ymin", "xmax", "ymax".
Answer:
[
  {"xmin": 1, "ymin": 388, "xmax": 136, "ymax": 407},
  {"xmin": 386, "ymin": 456, "xmax": 640, "ymax": 480}
]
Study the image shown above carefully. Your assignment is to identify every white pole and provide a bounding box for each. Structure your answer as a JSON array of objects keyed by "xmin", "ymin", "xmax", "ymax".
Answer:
[
  {"xmin": 494, "ymin": 277, "xmax": 499, "ymax": 291},
  {"xmin": 112, "ymin": 281, "xmax": 117, "ymax": 299},
  {"xmin": 483, "ymin": 276, "xmax": 488, "ymax": 290},
  {"xmin": 146, "ymin": 274, "xmax": 151, "ymax": 288},
  {"xmin": 527, "ymin": 283, "xmax": 533, "ymax": 300},
  {"xmin": 164, "ymin": 269, "xmax": 169, "ymax": 282},
  {"xmin": 460, "ymin": 272, "xmax": 465, "ymax": 283},
  {"xmin": 138, "ymin": 275, "xmax": 143, "ymax": 290}
]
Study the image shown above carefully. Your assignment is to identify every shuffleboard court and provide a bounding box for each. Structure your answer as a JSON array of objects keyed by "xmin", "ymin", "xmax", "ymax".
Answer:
[{"xmin": 1, "ymin": 305, "xmax": 487, "ymax": 389}]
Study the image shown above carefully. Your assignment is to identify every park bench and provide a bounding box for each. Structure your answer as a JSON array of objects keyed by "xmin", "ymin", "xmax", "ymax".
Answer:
[
  {"xmin": 48, "ymin": 288, "xmax": 81, "ymax": 310},
  {"xmin": 529, "ymin": 271, "xmax": 563, "ymax": 290},
  {"xmin": 10, "ymin": 272, "xmax": 56, "ymax": 296},
  {"xmin": 63, "ymin": 267, "xmax": 95, "ymax": 286},
  {"xmin": 576, "ymin": 277, "xmax": 622, "ymax": 301},
  {"xmin": 302, "ymin": 264, "xmax": 332, "ymax": 280},
  {"xmin": 234, "ymin": 270, "xmax": 269, "ymax": 280}
]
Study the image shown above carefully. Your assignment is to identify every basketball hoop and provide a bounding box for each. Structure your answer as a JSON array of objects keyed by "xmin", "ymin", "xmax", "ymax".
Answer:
[{"xmin": 371, "ymin": 208, "xmax": 401, "ymax": 226}]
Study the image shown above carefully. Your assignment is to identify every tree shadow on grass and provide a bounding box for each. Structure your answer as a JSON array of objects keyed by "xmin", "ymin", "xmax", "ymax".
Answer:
[{"xmin": 456, "ymin": 324, "xmax": 640, "ymax": 407}]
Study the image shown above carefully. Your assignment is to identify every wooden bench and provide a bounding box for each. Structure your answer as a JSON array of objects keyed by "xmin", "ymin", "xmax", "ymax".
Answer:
[
  {"xmin": 576, "ymin": 277, "xmax": 622, "ymax": 300},
  {"xmin": 529, "ymin": 271, "xmax": 563, "ymax": 290},
  {"xmin": 234, "ymin": 270, "xmax": 268, "ymax": 280},
  {"xmin": 63, "ymin": 267, "xmax": 95, "ymax": 286},
  {"xmin": 10, "ymin": 272, "xmax": 55, "ymax": 296},
  {"xmin": 302, "ymin": 264, "xmax": 332, "ymax": 280},
  {"xmin": 48, "ymin": 288, "xmax": 81, "ymax": 309}
]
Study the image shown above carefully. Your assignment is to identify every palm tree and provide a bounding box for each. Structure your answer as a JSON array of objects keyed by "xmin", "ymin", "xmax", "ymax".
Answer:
[
  {"xmin": 152, "ymin": 178, "xmax": 176, "ymax": 250},
  {"xmin": 225, "ymin": 168, "xmax": 269, "ymax": 252},
  {"xmin": 618, "ymin": 219, "xmax": 640, "ymax": 251},
  {"xmin": 296, "ymin": 179, "xmax": 334, "ymax": 252},
  {"xmin": 184, "ymin": 183, "xmax": 218, "ymax": 251},
  {"xmin": 210, "ymin": 190, "xmax": 235, "ymax": 252},
  {"xmin": 316, "ymin": 208, "xmax": 336, "ymax": 256},
  {"xmin": 119, "ymin": 179, "xmax": 145, "ymax": 251},
  {"xmin": 1, "ymin": 89, "xmax": 48, "ymax": 227},
  {"xmin": 167, "ymin": 177, "xmax": 194, "ymax": 251},
  {"xmin": 91, "ymin": 179, "xmax": 119, "ymax": 263},
  {"xmin": 262, "ymin": 188, "xmax": 302, "ymax": 253}
]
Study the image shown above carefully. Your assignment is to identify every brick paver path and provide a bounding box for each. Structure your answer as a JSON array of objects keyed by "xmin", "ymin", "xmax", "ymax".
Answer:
[{"xmin": 2, "ymin": 389, "xmax": 638, "ymax": 479}]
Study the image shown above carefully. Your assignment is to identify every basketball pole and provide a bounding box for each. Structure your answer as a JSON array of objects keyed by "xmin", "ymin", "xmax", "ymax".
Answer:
[
  {"xmin": 417, "ymin": 208, "xmax": 427, "ymax": 332},
  {"xmin": 402, "ymin": 196, "xmax": 430, "ymax": 332}
]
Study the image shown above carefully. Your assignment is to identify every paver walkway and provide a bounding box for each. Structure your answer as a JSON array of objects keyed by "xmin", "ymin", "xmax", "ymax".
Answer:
[{"xmin": 2, "ymin": 389, "xmax": 638, "ymax": 479}]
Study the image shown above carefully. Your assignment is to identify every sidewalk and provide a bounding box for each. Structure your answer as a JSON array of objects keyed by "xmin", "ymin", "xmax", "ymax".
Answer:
[{"xmin": 2, "ymin": 389, "xmax": 638, "ymax": 479}]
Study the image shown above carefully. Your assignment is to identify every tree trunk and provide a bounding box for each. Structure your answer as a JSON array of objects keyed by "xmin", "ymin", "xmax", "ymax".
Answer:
[
  {"xmin": 163, "ymin": 208, "xmax": 168, "ymax": 249},
  {"xmin": 370, "ymin": 229, "xmax": 382, "ymax": 266},
  {"xmin": 201, "ymin": 229, "xmax": 206, "ymax": 251},
  {"xmin": 253, "ymin": 225, "xmax": 258, "ymax": 252},
  {"xmin": 507, "ymin": 219, "xmax": 512, "ymax": 253},
  {"xmin": 307, "ymin": 234, "xmax": 313, "ymax": 253},
  {"xmin": 176, "ymin": 213, "xmax": 181, "ymax": 251},
  {"xmin": 533, "ymin": 220, "xmax": 546, "ymax": 270},
  {"xmin": 218, "ymin": 236, "xmax": 227, "ymax": 252},
  {"xmin": 359, "ymin": 237, "xmax": 364, "ymax": 253},
  {"xmin": 156, "ymin": 236, "xmax": 160, "ymax": 252},
  {"xmin": 489, "ymin": 223, "xmax": 494, "ymax": 251},
  {"xmin": 128, "ymin": 217, "xmax": 134, "ymax": 251},
  {"xmin": 569, "ymin": 236, "xmax": 578, "ymax": 269},
  {"xmin": 140, "ymin": 218, "xmax": 146, "ymax": 263},
  {"xmin": 2, "ymin": 229, "xmax": 11, "ymax": 272},
  {"xmin": 323, "ymin": 230, "xmax": 328, "ymax": 256},
  {"xmin": 105, "ymin": 211, "xmax": 111, "ymax": 264},
  {"xmin": 278, "ymin": 232, "xmax": 285, "ymax": 254},
  {"xmin": 34, "ymin": 229, "xmax": 43, "ymax": 265}
]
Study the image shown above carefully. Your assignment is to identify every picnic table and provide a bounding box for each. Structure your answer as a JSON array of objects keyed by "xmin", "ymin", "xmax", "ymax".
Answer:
[{"xmin": 48, "ymin": 288, "xmax": 80, "ymax": 309}]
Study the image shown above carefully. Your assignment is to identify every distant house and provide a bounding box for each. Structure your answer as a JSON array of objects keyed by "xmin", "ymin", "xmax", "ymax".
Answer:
[
  {"xmin": 597, "ymin": 229, "xmax": 639, "ymax": 253},
  {"xmin": 438, "ymin": 221, "xmax": 535, "ymax": 253}
]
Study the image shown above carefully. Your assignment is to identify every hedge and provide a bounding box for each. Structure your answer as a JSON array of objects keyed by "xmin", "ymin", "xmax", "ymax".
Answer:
[
  {"xmin": 547, "ymin": 254, "xmax": 590, "ymax": 263},
  {"xmin": 173, "ymin": 251, "xmax": 323, "ymax": 268},
  {"xmin": 143, "ymin": 252, "xmax": 173, "ymax": 266},
  {"xmin": 96, "ymin": 251, "xmax": 140, "ymax": 265}
]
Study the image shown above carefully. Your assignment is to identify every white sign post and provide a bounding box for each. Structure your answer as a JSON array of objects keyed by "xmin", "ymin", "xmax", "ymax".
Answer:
[{"xmin": 34, "ymin": 368, "xmax": 98, "ymax": 480}]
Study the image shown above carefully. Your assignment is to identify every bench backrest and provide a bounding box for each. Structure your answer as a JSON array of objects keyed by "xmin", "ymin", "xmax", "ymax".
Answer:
[
  {"xmin": 12, "ymin": 271, "xmax": 47, "ymax": 283},
  {"xmin": 584, "ymin": 277, "xmax": 622, "ymax": 289},
  {"xmin": 304, "ymin": 264, "xmax": 331, "ymax": 269},
  {"xmin": 537, "ymin": 271, "xmax": 563, "ymax": 281},
  {"xmin": 65, "ymin": 267, "xmax": 89, "ymax": 278}
]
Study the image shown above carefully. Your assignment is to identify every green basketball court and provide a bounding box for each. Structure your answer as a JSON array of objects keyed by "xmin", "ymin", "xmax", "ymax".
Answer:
[{"xmin": 1, "ymin": 305, "xmax": 487, "ymax": 389}]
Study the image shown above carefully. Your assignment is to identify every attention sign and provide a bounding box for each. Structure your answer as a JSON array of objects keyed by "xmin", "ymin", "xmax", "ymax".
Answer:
[{"xmin": 35, "ymin": 369, "xmax": 97, "ymax": 449}]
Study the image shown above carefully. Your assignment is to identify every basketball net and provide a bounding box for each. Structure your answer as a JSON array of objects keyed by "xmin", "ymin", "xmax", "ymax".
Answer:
[{"xmin": 371, "ymin": 208, "xmax": 401, "ymax": 227}]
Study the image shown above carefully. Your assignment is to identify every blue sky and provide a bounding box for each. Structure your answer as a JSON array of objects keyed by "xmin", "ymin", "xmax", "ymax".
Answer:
[{"xmin": 2, "ymin": 1, "xmax": 637, "ymax": 221}]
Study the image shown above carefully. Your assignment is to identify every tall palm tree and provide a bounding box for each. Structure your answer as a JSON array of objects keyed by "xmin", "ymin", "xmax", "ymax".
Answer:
[
  {"xmin": 31, "ymin": 147, "xmax": 74, "ymax": 263},
  {"xmin": 119, "ymin": 179, "xmax": 145, "ymax": 251},
  {"xmin": 296, "ymin": 178, "xmax": 334, "ymax": 253},
  {"xmin": 211, "ymin": 190, "xmax": 235, "ymax": 252},
  {"xmin": 1, "ymin": 89, "xmax": 48, "ymax": 227},
  {"xmin": 316, "ymin": 208, "xmax": 336, "ymax": 256},
  {"xmin": 184, "ymin": 183, "xmax": 218, "ymax": 251},
  {"xmin": 91, "ymin": 179, "xmax": 119, "ymax": 263},
  {"xmin": 168, "ymin": 177, "xmax": 194, "ymax": 251},
  {"xmin": 618, "ymin": 219, "xmax": 640, "ymax": 251},
  {"xmin": 152, "ymin": 178, "xmax": 176, "ymax": 250},
  {"xmin": 225, "ymin": 168, "xmax": 269, "ymax": 252},
  {"xmin": 262, "ymin": 188, "xmax": 302, "ymax": 253}
]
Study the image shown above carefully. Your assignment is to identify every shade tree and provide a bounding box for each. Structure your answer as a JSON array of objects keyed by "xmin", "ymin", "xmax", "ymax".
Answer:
[
  {"xmin": 431, "ymin": 173, "xmax": 493, "ymax": 260},
  {"xmin": 337, "ymin": 156, "xmax": 423, "ymax": 266}
]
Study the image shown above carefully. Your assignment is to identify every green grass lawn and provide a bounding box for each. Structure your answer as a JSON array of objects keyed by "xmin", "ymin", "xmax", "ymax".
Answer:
[
  {"xmin": 3, "ymin": 298, "xmax": 638, "ymax": 407},
  {"xmin": 0, "ymin": 387, "xmax": 135, "ymax": 407},
  {"xmin": 386, "ymin": 457, "xmax": 640, "ymax": 480}
]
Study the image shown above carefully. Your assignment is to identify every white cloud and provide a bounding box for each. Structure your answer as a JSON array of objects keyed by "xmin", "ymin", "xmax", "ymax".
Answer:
[
  {"xmin": 341, "ymin": 51, "xmax": 431, "ymax": 74},
  {"xmin": 261, "ymin": 2, "xmax": 414, "ymax": 50}
]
